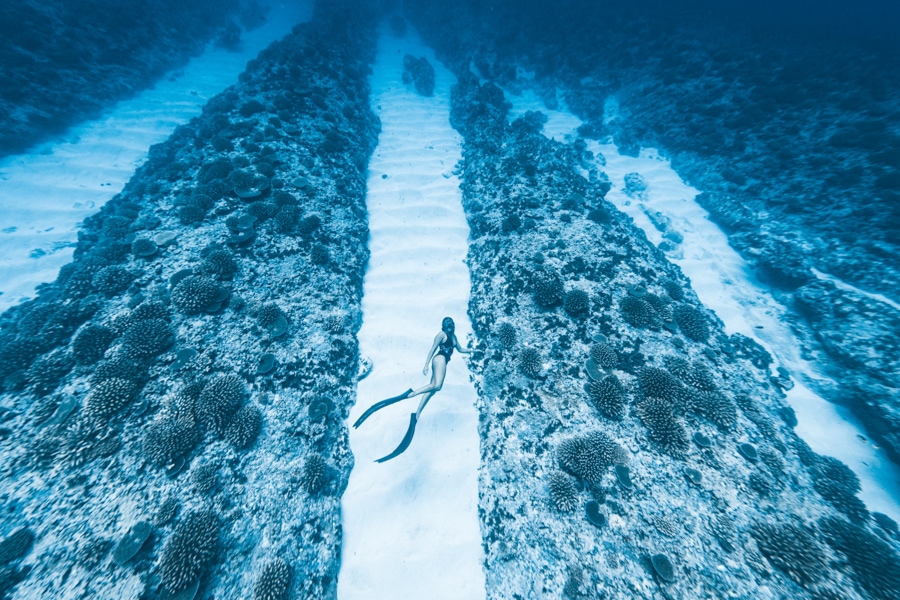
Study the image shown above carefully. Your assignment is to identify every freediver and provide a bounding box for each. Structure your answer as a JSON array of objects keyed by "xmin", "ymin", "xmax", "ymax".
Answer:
[{"xmin": 353, "ymin": 316, "xmax": 471, "ymax": 462}]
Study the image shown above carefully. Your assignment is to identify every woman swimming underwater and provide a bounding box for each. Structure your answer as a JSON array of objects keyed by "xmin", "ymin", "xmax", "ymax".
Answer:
[{"xmin": 353, "ymin": 317, "xmax": 471, "ymax": 462}]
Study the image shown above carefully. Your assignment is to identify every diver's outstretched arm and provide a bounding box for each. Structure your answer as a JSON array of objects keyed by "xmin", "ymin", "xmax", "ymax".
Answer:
[{"xmin": 452, "ymin": 332, "xmax": 472, "ymax": 354}]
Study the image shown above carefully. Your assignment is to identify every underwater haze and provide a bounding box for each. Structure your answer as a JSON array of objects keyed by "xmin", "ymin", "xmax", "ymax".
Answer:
[{"xmin": 0, "ymin": 1, "xmax": 899, "ymax": 599}]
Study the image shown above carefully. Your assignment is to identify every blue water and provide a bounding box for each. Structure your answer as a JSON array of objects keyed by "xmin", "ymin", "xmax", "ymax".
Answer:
[{"xmin": 1, "ymin": 1, "xmax": 898, "ymax": 598}]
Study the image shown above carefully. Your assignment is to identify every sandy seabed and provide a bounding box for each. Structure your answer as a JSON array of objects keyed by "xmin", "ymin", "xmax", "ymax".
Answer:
[{"xmin": 338, "ymin": 24, "xmax": 487, "ymax": 600}]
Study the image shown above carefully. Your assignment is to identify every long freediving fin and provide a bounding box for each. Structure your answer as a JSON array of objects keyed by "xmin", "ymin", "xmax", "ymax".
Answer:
[
  {"xmin": 375, "ymin": 413, "xmax": 417, "ymax": 463},
  {"xmin": 353, "ymin": 388, "xmax": 413, "ymax": 428}
]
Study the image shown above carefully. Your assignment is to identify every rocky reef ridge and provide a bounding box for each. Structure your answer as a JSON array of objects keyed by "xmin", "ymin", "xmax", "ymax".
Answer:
[
  {"xmin": 0, "ymin": 0, "xmax": 250, "ymax": 156},
  {"xmin": 405, "ymin": 0, "xmax": 900, "ymax": 495},
  {"xmin": 407, "ymin": 4, "xmax": 900, "ymax": 597},
  {"xmin": 0, "ymin": 2, "xmax": 379, "ymax": 598}
]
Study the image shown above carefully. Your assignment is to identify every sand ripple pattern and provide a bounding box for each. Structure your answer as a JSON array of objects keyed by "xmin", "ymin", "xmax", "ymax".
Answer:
[{"xmin": 339, "ymin": 24, "xmax": 486, "ymax": 600}]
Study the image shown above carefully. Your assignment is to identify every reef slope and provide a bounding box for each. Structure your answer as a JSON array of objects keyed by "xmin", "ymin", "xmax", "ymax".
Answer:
[{"xmin": 0, "ymin": 3, "xmax": 379, "ymax": 598}]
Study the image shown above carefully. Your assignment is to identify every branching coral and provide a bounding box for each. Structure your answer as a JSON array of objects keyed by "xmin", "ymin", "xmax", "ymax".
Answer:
[
  {"xmin": 619, "ymin": 296, "xmax": 653, "ymax": 328},
  {"xmin": 751, "ymin": 521, "xmax": 827, "ymax": 587},
  {"xmin": 91, "ymin": 266, "xmax": 135, "ymax": 296},
  {"xmin": 179, "ymin": 204, "xmax": 206, "ymax": 225},
  {"xmin": 26, "ymin": 349, "xmax": 73, "ymax": 396},
  {"xmin": 496, "ymin": 322, "xmax": 517, "ymax": 349},
  {"xmin": 664, "ymin": 356, "xmax": 716, "ymax": 390},
  {"xmin": 158, "ymin": 509, "xmax": 219, "ymax": 593},
  {"xmin": 131, "ymin": 237, "xmax": 158, "ymax": 258},
  {"xmin": 84, "ymin": 377, "xmax": 137, "ymax": 420},
  {"xmin": 558, "ymin": 431, "xmax": 623, "ymax": 482},
  {"xmin": 120, "ymin": 318, "xmax": 174, "ymax": 358},
  {"xmin": 144, "ymin": 410, "xmax": 198, "ymax": 467},
  {"xmin": 638, "ymin": 366, "xmax": 682, "ymax": 402},
  {"xmin": 252, "ymin": 557, "xmax": 293, "ymax": 600},
  {"xmin": 197, "ymin": 373, "xmax": 244, "ymax": 434},
  {"xmin": 690, "ymin": 390, "xmax": 738, "ymax": 431},
  {"xmin": 674, "ymin": 304, "xmax": 709, "ymax": 342},
  {"xmin": 518, "ymin": 347, "xmax": 542, "ymax": 378},
  {"xmin": 224, "ymin": 404, "xmax": 262, "ymax": 449},
  {"xmin": 548, "ymin": 471, "xmax": 578, "ymax": 512},
  {"xmin": 811, "ymin": 456, "xmax": 869, "ymax": 523},
  {"xmin": 171, "ymin": 276, "xmax": 225, "ymax": 315},
  {"xmin": 587, "ymin": 375, "xmax": 626, "ymax": 420},
  {"xmin": 636, "ymin": 396, "xmax": 688, "ymax": 455},
  {"xmin": 300, "ymin": 453, "xmax": 326, "ymax": 494},
  {"xmin": 819, "ymin": 516, "xmax": 900, "ymax": 600},
  {"xmin": 563, "ymin": 289, "xmax": 590, "ymax": 317},
  {"xmin": 201, "ymin": 249, "xmax": 238, "ymax": 280},
  {"xmin": 93, "ymin": 356, "xmax": 143, "ymax": 383},
  {"xmin": 590, "ymin": 343, "xmax": 618, "ymax": 369},
  {"xmin": 532, "ymin": 269, "xmax": 564, "ymax": 309},
  {"xmin": 71, "ymin": 324, "xmax": 115, "ymax": 365}
]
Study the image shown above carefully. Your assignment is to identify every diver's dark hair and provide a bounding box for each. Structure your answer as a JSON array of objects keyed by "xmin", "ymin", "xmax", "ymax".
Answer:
[{"xmin": 442, "ymin": 317, "xmax": 455, "ymax": 333}]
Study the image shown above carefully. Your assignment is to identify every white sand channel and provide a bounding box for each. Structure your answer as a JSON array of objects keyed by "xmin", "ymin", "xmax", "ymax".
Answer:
[
  {"xmin": 506, "ymin": 91, "xmax": 900, "ymax": 521},
  {"xmin": 588, "ymin": 142, "xmax": 900, "ymax": 522},
  {"xmin": 0, "ymin": 1, "xmax": 312, "ymax": 312},
  {"xmin": 338, "ymin": 24, "xmax": 486, "ymax": 600}
]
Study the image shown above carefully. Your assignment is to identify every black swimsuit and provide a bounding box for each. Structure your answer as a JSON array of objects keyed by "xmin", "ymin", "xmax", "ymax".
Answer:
[{"xmin": 436, "ymin": 334, "xmax": 454, "ymax": 362}]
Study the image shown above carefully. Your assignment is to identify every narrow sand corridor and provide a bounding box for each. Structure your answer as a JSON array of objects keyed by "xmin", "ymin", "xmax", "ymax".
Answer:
[
  {"xmin": 0, "ymin": 1, "xmax": 312, "ymax": 312},
  {"xmin": 589, "ymin": 142, "xmax": 900, "ymax": 521},
  {"xmin": 338, "ymin": 25, "xmax": 486, "ymax": 600}
]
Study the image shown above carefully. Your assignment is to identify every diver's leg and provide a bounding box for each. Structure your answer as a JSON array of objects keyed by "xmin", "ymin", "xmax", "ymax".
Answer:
[
  {"xmin": 415, "ymin": 356, "xmax": 447, "ymax": 419},
  {"xmin": 409, "ymin": 355, "xmax": 446, "ymax": 397},
  {"xmin": 415, "ymin": 391, "xmax": 435, "ymax": 419}
]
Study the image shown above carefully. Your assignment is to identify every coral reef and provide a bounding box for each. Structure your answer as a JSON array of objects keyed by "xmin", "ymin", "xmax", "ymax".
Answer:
[
  {"xmin": 196, "ymin": 373, "xmax": 244, "ymax": 434},
  {"xmin": 252, "ymin": 557, "xmax": 293, "ymax": 600},
  {"xmin": 0, "ymin": 0, "xmax": 243, "ymax": 156},
  {"xmin": 410, "ymin": 38, "xmax": 865, "ymax": 597},
  {"xmin": 158, "ymin": 508, "xmax": 220, "ymax": 593},
  {"xmin": 0, "ymin": 6, "xmax": 381, "ymax": 597},
  {"xmin": 548, "ymin": 471, "xmax": 578, "ymax": 512},
  {"xmin": 402, "ymin": 54, "xmax": 435, "ymax": 97},
  {"xmin": 819, "ymin": 516, "xmax": 900, "ymax": 600},
  {"xmin": 751, "ymin": 521, "xmax": 827, "ymax": 587},
  {"xmin": 405, "ymin": 0, "xmax": 900, "ymax": 468}
]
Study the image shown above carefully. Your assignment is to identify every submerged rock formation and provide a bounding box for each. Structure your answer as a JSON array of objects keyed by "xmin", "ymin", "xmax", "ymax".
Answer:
[
  {"xmin": 405, "ymin": 0, "xmax": 900, "ymax": 469},
  {"xmin": 409, "ymin": 7, "xmax": 900, "ymax": 597},
  {"xmin": 0, "ymin": 2, "xmax": 379, "ymax": 597},
  {"xmin": 0, "ymin": 0, "xmax": 248, "ymax": 157}
]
